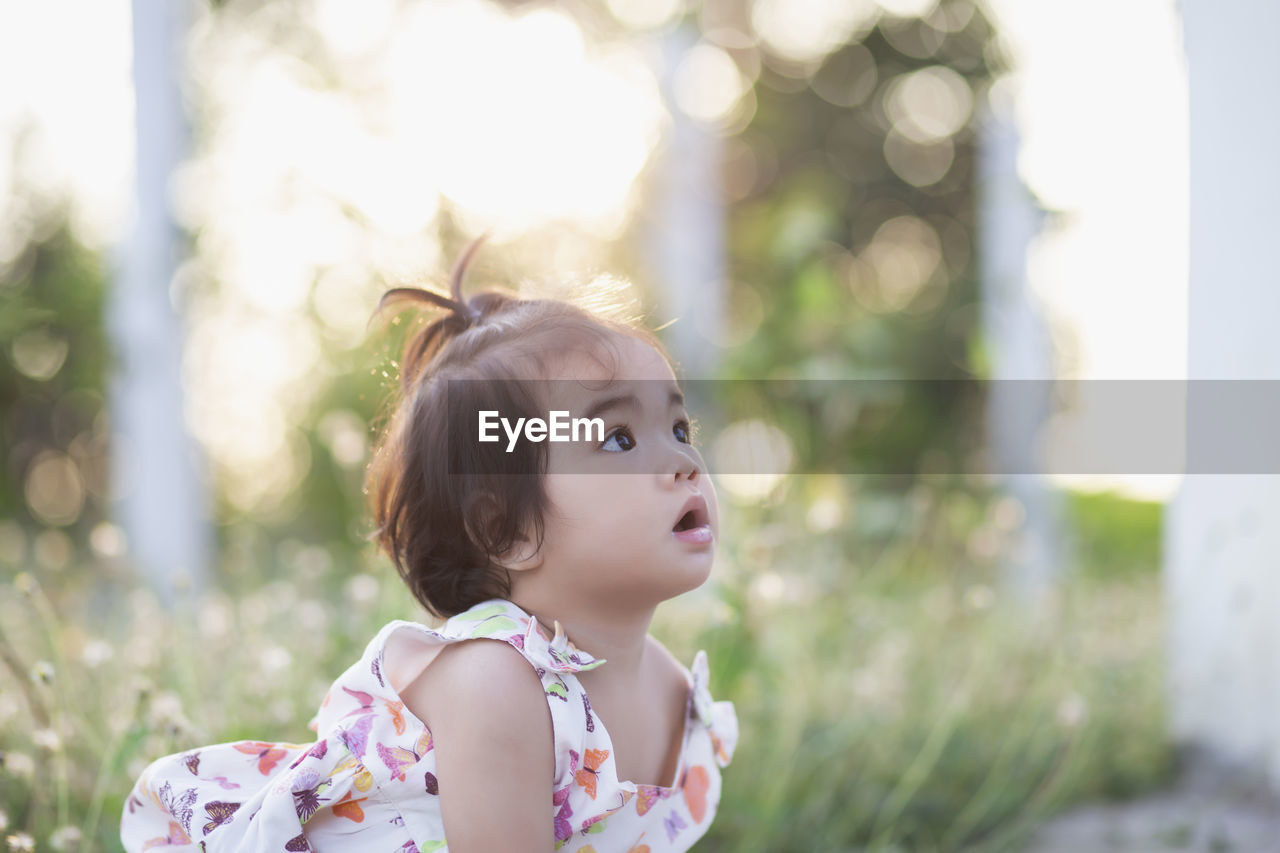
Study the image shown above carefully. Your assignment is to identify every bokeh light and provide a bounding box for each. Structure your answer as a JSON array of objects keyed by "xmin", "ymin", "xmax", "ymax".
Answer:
[
  {"xmin": 876, "ymin": 0, "xmax": 939, "ymax": 18},
  {"xmin": 605, "ymin": 0, "xmax": 686, "ymax": 32},
  {"xmin": 23, "ymin": 451, "xmax": 84, "ymax": 527},
  {"xmin": 885, "ymin": 65, "xmax": 973, "ymax": 142},
  {"xmin": 710, "ymin": 418, "xmax": 794, "ymax": 502},
  {"xmin": 846, "ymin": 215, "xmax": 946, "ymax": 313},
  {"xmin": 673, "ymin": 41, "xmax": 750, "ymax": 124},
  {"xmin": 883, "ymin": 129, "xmax": 955, "ymax": 186},
  {"xmin": 10, "ymin": 331, "xmax": 69, "ymax": 382},
  {"xmin": 750, "ymin": 0, "xmax": 880, "ymax": 65},
  {"xmin": 810, "ymin": 43, "xmax": 879, "ymax": 109}
]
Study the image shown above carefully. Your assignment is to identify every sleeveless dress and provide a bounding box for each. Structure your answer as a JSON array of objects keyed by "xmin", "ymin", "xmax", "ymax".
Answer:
[{"xmin": 121, "ymin": 598, "xmax": 739, "ymax": 852}]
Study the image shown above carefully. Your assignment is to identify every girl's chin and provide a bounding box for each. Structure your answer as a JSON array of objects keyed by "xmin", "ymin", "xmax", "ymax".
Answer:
[{"xmin": 671, "ymin": 557, "xmax": 717, "ymax": 595}]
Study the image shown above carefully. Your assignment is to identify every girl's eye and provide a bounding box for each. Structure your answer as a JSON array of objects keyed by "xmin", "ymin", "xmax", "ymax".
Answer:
[
  {"xmin": 601, "ymin": 427, "xmax": 636, "ymax": 452},
  {"xmin": 601, "ymin": 420, "xmax": 695, "ymax": 452}
]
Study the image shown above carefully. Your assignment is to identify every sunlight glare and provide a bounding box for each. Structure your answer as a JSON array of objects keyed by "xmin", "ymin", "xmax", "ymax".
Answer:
[
  {"xmin": 750, "ymin": 0, "xmax": 880, "ymax": 65},
  {"xmin": 384, "ymin": 1, "xmax": 663, "ymax": 236},
  {"xmin": 312, "ymin": 0, "xmax": 397, "ymax": 56},
  {"xmin": 673, "ymin": 42, "xmax": 749, "ymax": 124},
  {"xmin": 313, "ymin": 264, "xmax": 381, "ymax": 348},
  {"xmin": 876, "ymin": 0, "xmax": 938, "ymax": 18},
  {"xmin": 222, "ymin": 212, "xmax": 323, "ymax": 313},
  {"xmin": 605, "ymin": 0, "xmax": 685, "ymax": 31},
  {"xmin": 0, "ymin": 0, "xmax": 132, "ymax": 246},
  {"xmin": 983, "ymin": 0, "xmax": 1189, "ymax": 501},
  {"xmin": 185, "ymin": 311, "xmax": 322, "ymax": 511}
]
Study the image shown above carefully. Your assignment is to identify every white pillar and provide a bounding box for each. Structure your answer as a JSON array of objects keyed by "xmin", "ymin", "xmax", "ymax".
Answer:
[
  {"xmin": 108, "ymin": 0, "xmax": 211, "ymax": 602},
  {"xmin": 638, "ymin": 21, "xmax": 725, "ymax": 382},
  {"xmin": 976, "ymin": 99, "xmax": 1068, "ymax": 606},
  {"xmin": 1165, "ymin": 0, "xmax": 1280, "ymax": 785}
]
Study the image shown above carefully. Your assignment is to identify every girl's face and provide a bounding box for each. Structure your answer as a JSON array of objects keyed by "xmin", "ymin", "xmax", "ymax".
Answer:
[{"xmin": 523, "ymin": 335, "xmax": 719, "ymax": 610}]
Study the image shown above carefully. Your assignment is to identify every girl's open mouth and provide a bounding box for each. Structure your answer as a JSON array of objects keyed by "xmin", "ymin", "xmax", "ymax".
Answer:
[{"xmin": 672, "ymin": 496, "xmax": 713, "ymax": 544}]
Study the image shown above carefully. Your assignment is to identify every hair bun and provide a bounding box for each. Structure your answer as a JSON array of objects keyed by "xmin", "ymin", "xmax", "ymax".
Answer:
[
  {"xmin": 368, "ymin": 232, "xmax": 495, "ymax": 391},
  {"xmin": 445, "ymin": 231, "xmax": 488, "ymax": 324},
  {"xmin": 374, "ymin": 231, "xmax": 489, "ymax": 326}
]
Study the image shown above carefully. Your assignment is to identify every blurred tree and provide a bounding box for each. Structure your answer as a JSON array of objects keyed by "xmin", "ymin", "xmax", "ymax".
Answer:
[
  {"xmin": 720, "ymin": 1, "xmax": 1000, "ymax": 486},
  {"xmin": 0, "ymin": 0, "xmax": 1005, "ymax": 593},
  {"xmin": 0, "ymin": 152, "xmax": 112, "ymax": 584},
  {"xmin": 188, "ymin": 0, "xmax": 1006, "ymax": 583}
]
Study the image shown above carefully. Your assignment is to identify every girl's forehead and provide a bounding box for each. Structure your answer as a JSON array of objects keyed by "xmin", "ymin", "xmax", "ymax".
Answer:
[
  {"xmin": 536, "ymin": 336, "xmax": 679, "ymax": 411},
  {"xmin": 547, "ymin": 335, "xmax": 675, "ymax": 383}
]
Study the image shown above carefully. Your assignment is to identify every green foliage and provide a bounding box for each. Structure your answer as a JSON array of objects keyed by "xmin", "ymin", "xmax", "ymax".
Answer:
[
  {"xmin": 721, "ymin": 0, "xmax": 999, "ymax": 488},
  {"xmin": 0, "ymin": 482, "xmax": 1176, "ymax": 852},
  {"xmin": 1063, "ymin": 489, "xmax": 1163, "ymax": 581},
  {"xmin": 0, "ymin": 201, "xmax": 110, "ymax": 532},
  {"xmin": 670, "ymin": 484, "xmax": 1175, "ymax": 853}
]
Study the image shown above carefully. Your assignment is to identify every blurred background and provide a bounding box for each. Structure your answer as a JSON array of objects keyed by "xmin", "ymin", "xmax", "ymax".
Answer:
[{"xmin": 10, "ymin": 0, "xmax": 1278, "ymax": 850}]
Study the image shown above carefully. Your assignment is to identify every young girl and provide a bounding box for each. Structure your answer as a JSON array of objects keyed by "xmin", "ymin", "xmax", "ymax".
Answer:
[{"xmin": 120, "ymin": 235, "xmax": 738, "ymax": 852}]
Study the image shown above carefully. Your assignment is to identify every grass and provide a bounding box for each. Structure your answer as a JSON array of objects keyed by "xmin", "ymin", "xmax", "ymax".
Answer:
[{"xmin": 0, "ymin": 480, "xmax": 1175, "ymax": 851}]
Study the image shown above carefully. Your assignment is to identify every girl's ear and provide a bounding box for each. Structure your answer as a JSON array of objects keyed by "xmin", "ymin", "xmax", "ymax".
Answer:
[
  {"xmin": 464, "ymin": 493, "xmax": 544, "ymax": 574},
  {"xmin": 493, "ymin": 528, "xmax": 544, "ymax": 574}
]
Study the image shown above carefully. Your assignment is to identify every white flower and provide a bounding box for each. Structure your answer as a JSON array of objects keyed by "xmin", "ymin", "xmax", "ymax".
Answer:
[
  {"xmin": 32, "ymin": 728, "xmax": 62, "ymax": 753},
  {"xmin": 2, "ymin": 752, "xmax": 35, "ymax": 778},
  {"xmin": 963, "ymin": 584, "xmax": 994, "ymax": 612},
  {"xmin": 1056, "ymin": 692, "xmax": 1089, "ymax": 730},
  {"xmin": 146, "ymin": 691, "xmax": 193, "ymax": 737},
  {"xmin": 296, "ymin": 599, "xmax": 329, "ymax": 633},
  {"xmin": 270, "ymin": 699, "xmax": 294, "ymax": 725},
  {"xmin": 344, "ymin": 574, "xmax": 379, "ymax": 605},
  {"xmin": 81, "ymin": 639, "xmax": 114, "ymax": 668},
  {"xmin": 259, "ymin": 645, "xmax": 292, "ymax": 676},
  {"xmin": 149, "ymin": 691, "xmax": 184, "ymax": 722},
  {"xmin": 6, "ymin": 832, "xmax": 35, "ymax": 852},
  {"xmin": 28, "ymin": 661, "xmax": 54, "ymax": 686},
  {"xmin": 49, "ymin": 825, "xmax": 82, "ymax": 851}
]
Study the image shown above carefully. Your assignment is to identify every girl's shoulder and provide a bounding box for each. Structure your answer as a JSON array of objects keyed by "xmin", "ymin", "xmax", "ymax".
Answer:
[
  {"xmin": 121, "ymin": 598, "xmax": 609, "ymax": 852},
  {"xmin": 311, "ymin": 597, "xmax": 606, "ymax": 735}
]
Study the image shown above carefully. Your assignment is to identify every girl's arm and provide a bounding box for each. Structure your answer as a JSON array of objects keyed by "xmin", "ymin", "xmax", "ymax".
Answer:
[{"xmin": 400, "ymin": 637, "xmax": 557, "ymax": 852}]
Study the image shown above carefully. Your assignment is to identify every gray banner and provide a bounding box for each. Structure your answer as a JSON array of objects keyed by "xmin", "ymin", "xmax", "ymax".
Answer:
[{"xmin": 439, "ymin": 380, "xmax": 1277, "ymax": 475}]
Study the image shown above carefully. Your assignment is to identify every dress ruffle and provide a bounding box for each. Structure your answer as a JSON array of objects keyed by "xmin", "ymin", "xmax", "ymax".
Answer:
[{"xmin": 690, "ymin": 650, "xmax": 739, "ymax": 769}]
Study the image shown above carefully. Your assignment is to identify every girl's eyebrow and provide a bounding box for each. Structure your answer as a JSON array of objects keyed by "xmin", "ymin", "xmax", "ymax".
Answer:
[{"xmin": 581, "ymin": 385, "xmax": 685, "ymax": 421}]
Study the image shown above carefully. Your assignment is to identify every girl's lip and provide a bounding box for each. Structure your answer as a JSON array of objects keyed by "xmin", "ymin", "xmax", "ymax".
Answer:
[
  {"xmin": 673, "ymin": 493, "xmax": 710, "ymax": 531},
  {"xmin": 672, "ymin": 524, "xmax": 713, "ymax": 545}
]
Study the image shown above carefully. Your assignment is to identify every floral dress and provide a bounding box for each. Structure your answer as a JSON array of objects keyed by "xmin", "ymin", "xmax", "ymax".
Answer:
[{"xmin": 121, "ymin": 598, "xmax": 738, "ymax": 852}]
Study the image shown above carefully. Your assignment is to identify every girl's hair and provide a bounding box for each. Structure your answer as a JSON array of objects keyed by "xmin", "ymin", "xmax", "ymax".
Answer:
[{"xmin": 363, "ymin": 234, "xmax": 671, "ymax": 619}]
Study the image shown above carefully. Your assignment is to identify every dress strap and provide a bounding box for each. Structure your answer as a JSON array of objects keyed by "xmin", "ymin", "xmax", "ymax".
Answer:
[{"xmin": 446, "ymin": 599, "xmax": 606, "ymax": 673}]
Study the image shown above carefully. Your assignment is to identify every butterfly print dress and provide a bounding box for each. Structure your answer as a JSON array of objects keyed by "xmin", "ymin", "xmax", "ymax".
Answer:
[{"xmin": 121, "ymin": 598, "xmax": 738, "ymax": 852}]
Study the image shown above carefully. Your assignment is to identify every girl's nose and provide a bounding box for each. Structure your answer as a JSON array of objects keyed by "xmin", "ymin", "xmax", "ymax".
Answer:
[{"xmin": 673, "ymin": 448, "xmax": 701, "ymax": 483}]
